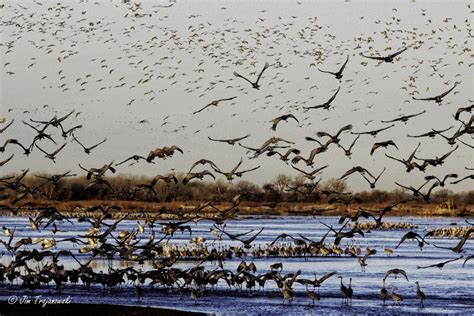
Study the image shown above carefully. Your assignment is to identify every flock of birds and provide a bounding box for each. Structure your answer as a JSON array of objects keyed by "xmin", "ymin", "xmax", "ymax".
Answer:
[
  {"xmin": 0, "ymin": 0, "xmax": 473, "ymax": 312},
  {"xmin": 0, "ymin": 203, "xmax": 472, "ymax": 308}
]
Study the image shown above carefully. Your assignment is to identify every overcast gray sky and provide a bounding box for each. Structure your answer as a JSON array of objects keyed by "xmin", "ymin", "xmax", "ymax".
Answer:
[{"xmin": 1, "ymin": 0, "xmax": 473, "ymax": 192}]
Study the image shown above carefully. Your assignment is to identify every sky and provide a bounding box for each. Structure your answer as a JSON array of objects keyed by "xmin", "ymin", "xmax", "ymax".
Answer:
[{"xmin": 0, "ymin": 0, "xmax": 473, "ymax": 192}]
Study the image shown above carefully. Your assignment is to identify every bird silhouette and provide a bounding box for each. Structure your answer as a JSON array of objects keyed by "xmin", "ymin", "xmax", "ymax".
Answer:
[{"xmin": 233, "ymin": 62, "xmax": 270, "ymax": 90}]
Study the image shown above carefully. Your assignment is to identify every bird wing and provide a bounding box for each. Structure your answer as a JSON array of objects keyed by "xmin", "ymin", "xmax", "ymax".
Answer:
[
  {"xmin": 318, "ymin": 68, "xmax": 337, "ymax": 76},
  {"xmin": 233, "ymin": 71, "xmax": 254, "ymax": 85},
  {"xmin": 438, "ymin": 83, "xmax": 458, "ymax": 98},
  {"xmin": 338, "ymin": 55, "xmax": 349, "ymax": 73},
  {"xmin": 360, "ymin": 53, "xmax": 386, "ymax": 61},
  {"xmin": 238, "ymin": 165, "xmax": 261, "ymax": 175},
  {"xmin": 288, "ymin": 114, "xmax": 299, "ymax": 123},
  {"xmin": 193, "ymin": 103, "xmax": 212, "ymax": 115},
  {"xmin": 370, "ymin": 143, "xmax": 381, "ymax": 155},
  {"xmin": 88, "ymin": 138, "xmax": 107, "ymax": 150},
  {"xmin": 388, "ymin": 47, "xmax": 408, "ymax": 58},
  {"xmin": 52, "ymin": 143, "xmax": 67, "ymax": 155},
  {"xmin": 291, "ymin": 164, "xmax": 310, "ymax": 176},
  {"xmin": 72, "ymin": 134, "xmax": 86, "ymax": 150},
  {"xmin": 255, "ymin": 62, "xmax": 270, "ymax": 85},
  {"xmin": 340, "ymin": 167, "xmax": 358, "ymax": 179},
  {"xmin": 326, "ymin": 86, "xmax": 341, "ymax": 105},
  {"xmin": 412, "ymin": 96, "xmax": 437, "ymax": 101},
  {"xmin": 0, "ymin": 154, "xmax": 14, "ymax": 167}
]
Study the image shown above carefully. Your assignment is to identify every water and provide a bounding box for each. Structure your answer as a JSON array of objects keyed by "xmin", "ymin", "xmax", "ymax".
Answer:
[{"xmin": 0, "ymin": 215, "xmax": 473, "ymax": 315}]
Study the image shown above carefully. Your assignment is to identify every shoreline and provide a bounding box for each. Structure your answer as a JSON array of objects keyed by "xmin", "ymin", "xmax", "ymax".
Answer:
[{"xmin": 0, "ymin": 301, "xmax": 210, "ymax": 316}]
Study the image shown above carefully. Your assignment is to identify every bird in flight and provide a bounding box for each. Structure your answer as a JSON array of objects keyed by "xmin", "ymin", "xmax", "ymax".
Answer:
[
  {"xmin": 233, "ymin": 62, "xmax": 270, "ymax": 90},
  {"xmin": 370, "ymin": 140, "xmax": 398, "ymax": 155},
  {"xmin": 193, "ymin": 96, "xmax": 237, "ymax": 114},
  {"xmin": 412, "ymin": 83, "xmax": 459, "ymax": 104},
  {"xmin": 361, "ymin": 47, "xmax": 409, "ymax": 63},
  {"xmin": 381, "ymin": 110, "xmax": 426, "ymax": 124},
  {"xmin": 352, "ymin": 124, "xmax": 395, "ymax": 137},
  {"xmin": 208, "ymin": 134, "xmax": 250, "ymax": 146},
  {"xmin": 270, "ymin": 114, "xmax": 299, "ymax": 131},
  {"xmin": 303, "ymin": 87, "xmax": 341, "ymax": 111},
  {"xmin": 318, "ymin": 55, "xmax": 349, "ymax": 80}
]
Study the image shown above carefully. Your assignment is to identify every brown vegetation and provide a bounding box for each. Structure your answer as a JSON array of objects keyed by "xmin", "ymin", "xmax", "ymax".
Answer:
[{"xmin": 0, "ymin": 172, "xmax": 473, "ymax": 217}]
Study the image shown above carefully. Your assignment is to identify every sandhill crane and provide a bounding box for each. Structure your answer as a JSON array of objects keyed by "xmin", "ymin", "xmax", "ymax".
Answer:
[
  {"xmin": 291, "ymin": 146, "xmax": 328, "ymax": 166},
  {"xmin": 296, "ymin": 271, "xmax": 336, "ymax": 294},
  {"xmin": 361, "ymin": 47, "xmax": 408, "ymax": 63},
  {"xmin": 134, "ymin": 174, "xmax": 178, "ymax": 195},
  {"xmin": 385, "ymin": 142, "xmax": 422, "ymax": 172},
  {"xmin": 305, "ymin": 284, "xmax": 320, "ymax": 306},
  {"xmin": 340, "ymin": 166, "xmax": 374, "ymax": 179},
  {"xmin": 35, "ymin": 143, "xmax": 67, "ymax": 163},
  {"xmin": 316, "ymin": 124, "xmax": 353, "ymax": 145},
  {"xmin": 322, "ymin": 222, "xmax": 364, "ymax": 245},
  {"xmin": 414, "ymin": 146, "xmax": 458, "ymax": 167},
  {"xmin": 303, "ymin": 87, "xmax": 341, "ymax": 111},
  {"xmin": 384, "ymin": 269, "xmax": 409, "ymax": 282},
  {"xmin": 208, "ymin": 134, "xmax": 250, "ymax": 145},
  {"xmin": 0, "ymin": 139, "xmax": 32, "ymax": 156},
  {"xmin": 381, "ymin": 110, "xmax": 426, "ymax": 124},
  {"xmin": 438, "ymin": 126, "xmax": 467, "ymax": 146},
  {"xmin": 338, "ymin": 276, "xmax": 349, "ymax": 305},
  {"xmin": 193, "ymin": 96, "xmax": 237, "ymax": 114},
  {"xmin": 396, "ymin": 231, "xmax": 430, "ymax": 250},
  {"xmin": 183, "ymin": 170, "xmax": 215, "ymax": 184},
  {"xmin": 281, "ymin": 283, "xmax": 294, "ymax": 304},
  {"xmin": 347, "ymin": 278, "xmax": 353, "ymax": 305},
  {"xmin": 146, "ymin": 145, "xmax": 183, "ymax": 162},
  {"xmin": 318, "ymin": 55, "xmax": 349, "ymax": 80},
  {"xmin": 187, "ymin": 159, "xmax": 219, "ymax": 173},
  {"xmin": 450, "ymin": 174, "xmax": 474, "ymax": 184},
  {"xmin": 266, "ymin": 148, "xmax": 301, "ymax": 162},
  {"xmin": 395, "ymin": 181, "xmax": 439, "ymax": 201},
  {"xmin": 270, "ymin": 114, "xmax": 299, "ymax": 131},
  {"xmin": 328, "ymin": 195, "xmax": 363, "ymax": 206},
  {"xmin": 259, "ymin": 137, "xmax": 295, "ymax": 151},
  {"xmin": 30, "ymin": 110, "xmax": 75, "ymax": 128},
  {"xmin": 233, "ymin": 62, "xmax": 270, "ymax": 90},
  {"xmin": 212, "ymin": 158, "xmax": 260, "ymax": 182},
  {"xmin": 291, "ymin": 164, "xmax": 328, "ymax": 180},
  {"xmin": 370, "ymin": 140, "xmax": 398, "ymax": 155},
  {"xmin": 380, "ymin": 279, "xmax": 388, "ymax": 305},
  {"xmin": 390, "ymin": 284, "xmax": 403, "ymax": 305},
  {"xmin": 59, "ymin": 124, "xmax": 82, "ymax": 138},
  {"xmin": 115, "ymin": 155, "xmax": 149, "ymax": 166},
  {"xmin": 432, "ymin": 228, "xmax": 473, "ymax": 253},
  {"xmin": 415, "ymin": 281, "xmax": 426, "ymax": 307},
  {"xmin": 416, "ymin": 256, "xmax": 463, "ymax": 269},
  {"xmin": 407, "ymin": 126, "xmax": 453, "ymax": 138},
  {"xmin": 237, "ymin": 261, "xmax": 257, "ymax": 273},
  {"xmin": 413, "ymin": 82, "xmax": 459, "ymax": 103},
  {"xmin": 72, "ymin": 134, "xmax": 107, "ymax": 154},
  {"xmin": 352, "ymin": 124, "xmax": 395, "ymax": 137},
  {"xmin": 79, "ymin": 162, "xmax": 116, "ymax": 180},
  {"xmin": 336, "ymin": 135, "xmax": 360, "ymax": 157},
  {"xmin": 135, "ymin": 285, "xmax": 143, "ymax": 300},
  {"xmin": 215, "ymin": 227, "xmax": 264, "ymax": 249},
  {"xmin": 424, "ymin": 174, "xmax": 458, "ymax": 187},
  {"xmin": 361, "ymin": 167, "xmax": 386, "ymax": 189}
]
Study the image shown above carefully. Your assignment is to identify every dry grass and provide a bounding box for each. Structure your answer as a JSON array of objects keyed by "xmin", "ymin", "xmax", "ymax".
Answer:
[{"xmin": 1, "ymin": 199, "xmax": 472, "ymax": 218}]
